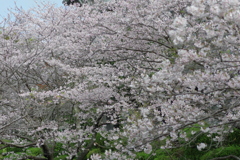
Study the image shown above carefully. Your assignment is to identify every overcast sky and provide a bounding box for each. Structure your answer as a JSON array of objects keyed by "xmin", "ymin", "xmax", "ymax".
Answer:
[{"xmin": 0, "ymin": 0, "xmax": 63, "ymax": 21}]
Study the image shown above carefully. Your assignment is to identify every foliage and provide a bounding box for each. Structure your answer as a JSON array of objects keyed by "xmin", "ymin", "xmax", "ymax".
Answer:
[
  {"xmin": 200, "ymin": 146, "xmax": 240, "ymax": 160},
  {"xmin": 26, "ymin": 147, "xmax": 42, "ymax": 156}
]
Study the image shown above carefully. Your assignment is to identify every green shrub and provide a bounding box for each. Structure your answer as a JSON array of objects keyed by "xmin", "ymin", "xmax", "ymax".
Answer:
[
  {"xmin": 26, "ymin": 147, "xmax": 42, "ymax": 156},
  {"xmin": 154, "ymin": 155, "xmax": 172, "ymax": 160},
  {"xmin": 135, "ymin": 148, "xmax": 177, "ymax": 160},
  {"xmin": 200, "ymin": 146, "xmax": 240, "ymax": 160},
  {"xmin": 54, "ymin": 142, "xmax": 65, "ymax": 157},
  {"xmin": 135, "ymin": 151, "xmax": 151, "ymax": 160},
  {"xmin": 225, "ymin": 128, "xmax": 240, "ymax": 146},
  {"xmin": 5, "ymin": 147, "xmax": 23, "ymax": 153}
]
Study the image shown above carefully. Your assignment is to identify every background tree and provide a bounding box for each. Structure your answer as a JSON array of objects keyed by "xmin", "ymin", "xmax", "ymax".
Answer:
[
  {"xmin": 63, "ymin": 0, "xmax": 81, "ymax": 6},
  {"xmin": 62, "ymin": 0, "xmax": 94, "ymax": 6}
]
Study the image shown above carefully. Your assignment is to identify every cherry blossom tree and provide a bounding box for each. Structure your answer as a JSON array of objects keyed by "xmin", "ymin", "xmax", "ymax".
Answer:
[{"xmin": 1, "ymin": 0, "xmax": 240, "ymax": 159}]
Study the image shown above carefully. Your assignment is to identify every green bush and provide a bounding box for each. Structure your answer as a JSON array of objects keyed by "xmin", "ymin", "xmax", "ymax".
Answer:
[
  {"xmin": 154, "ymin": 155, "xmax": 173, "ymax": 160},
  {"xmin": 135, "ymin": 149, "xmax": 177, "ymax": 160},
  {"xmin": 54, "ymin": 142, "xmax": 65, "ymax": 157},
  {"xmin": 225, "ymin": 128, "xmax": 240, "ymax": 146},
  {"xmin": 200, "ymin": 146, "xmax": 240, "ymax": 160},
  {"xmin": 5, "ymin": 147, "xmax": 24, "ymax": 153},
  {"xmin": 135, "ymin": 151, "xmax": 151, "ymax": 160},
  {"xmin": 154, "ymin": 149, "xmax": 176, "ymax": 160},
  {"xmin": 1, "ymin": 128, "xmax": 240, "ymax": 159},
  {"xmin": 26, "ymin": 147, "xmax": 42, "ymax": 156}
]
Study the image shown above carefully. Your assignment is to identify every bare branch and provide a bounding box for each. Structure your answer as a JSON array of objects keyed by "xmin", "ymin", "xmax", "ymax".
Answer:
[{"xmin": 0, "ymin": 115, "xmax": 27, "ymax": 132}]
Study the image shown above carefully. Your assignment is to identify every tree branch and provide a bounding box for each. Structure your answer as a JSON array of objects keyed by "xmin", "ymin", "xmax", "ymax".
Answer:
[
  {"xmin": 0, "ymin": 115, "xmax": 27, "ymax": 132},
  {"xmin": 210, "ymin": 155, "xmax": 240, "ymax": 160},
  {"xmin": 20, "ymin": 155, "xmax": 48, "ymax": 160},
  {"xmin": 0, "ymin": 139, "xmax": 36, "ymax": 148}
]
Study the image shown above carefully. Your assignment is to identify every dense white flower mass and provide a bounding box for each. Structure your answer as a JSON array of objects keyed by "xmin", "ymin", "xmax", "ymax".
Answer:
[
  {"xmin": 172, "ymin": 16, "xmax": 188, "ymax": 29},
  {"xmin": 1, "ymin": 0, "xmax": 240, "ymax": 159}
]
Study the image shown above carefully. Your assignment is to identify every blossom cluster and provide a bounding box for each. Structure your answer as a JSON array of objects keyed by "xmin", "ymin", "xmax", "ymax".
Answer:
[{"xmin": 1, "ymin": 0, "xmax": 240, "ymax": 159}]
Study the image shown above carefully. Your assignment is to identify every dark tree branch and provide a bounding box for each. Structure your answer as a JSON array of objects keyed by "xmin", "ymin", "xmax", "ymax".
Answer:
[
  {"xmin": 13, "ymin": 134, "xmax": 35, "ymax": 142},
  {"xmin": 210, "ymin": 155, "xmax": 240, "ymax": 160},
  {"xmin": 0, "ymin": 115, "xmax": 27, "ymax": 132},
  {"xmin": 0, "ymin": 139, "xmax": 36, "ymax": 148},
  {"xmin": 20, "ymin": 156, "xmax": 48, "ymax": 160}
]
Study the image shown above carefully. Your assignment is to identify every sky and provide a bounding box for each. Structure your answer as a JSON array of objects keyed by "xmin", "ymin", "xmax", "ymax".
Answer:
[{"xmin": 0, "ymin": 0, "xmax": 63, "ymax": 21}]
